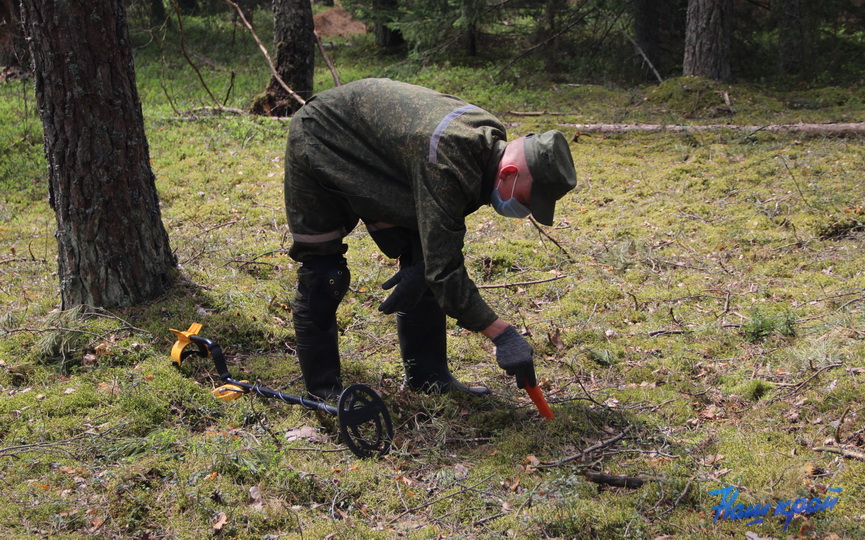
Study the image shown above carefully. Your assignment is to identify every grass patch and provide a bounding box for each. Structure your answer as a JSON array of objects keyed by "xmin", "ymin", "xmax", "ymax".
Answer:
[{"xmin": 1, "ymin": 8, "xmax": 864, "ymax": 538}]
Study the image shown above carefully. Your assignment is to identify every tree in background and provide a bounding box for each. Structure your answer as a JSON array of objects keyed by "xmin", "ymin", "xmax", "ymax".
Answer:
[
  {"xmin": 777, "ymin": 0, "xmax": 804, "ymax": 76},
  {"xmin": 20, "ymin": 0, "xmax": 176, "ymax": 309},
  {"xmin": 251, "ymin": 0, "xmax": 314, "ymax": 116},
  {"xmin": 373, "ymin": 0, "xmax": 405, "ymax": 49},
  {"xmin": 0, "ymin": 0, "xmax": 25, "ymax": 70},
  {"xmin": 683, "ymin": 0, "xmax": 732, "ymax": 82},
  {"xmin": 150, "ymin": 0, "xmax": 168, "ymax": 26}
]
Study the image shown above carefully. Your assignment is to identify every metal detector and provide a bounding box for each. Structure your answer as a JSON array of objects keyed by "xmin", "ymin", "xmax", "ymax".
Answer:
[{"xmin": 170, "ymin": 323, "xmax": 393, "ymax": 458}]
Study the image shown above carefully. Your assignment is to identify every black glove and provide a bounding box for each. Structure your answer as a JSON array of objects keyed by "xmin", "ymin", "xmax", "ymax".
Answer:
[
  {"xmin": 493, "ymin": 326, "xmax": 536, "ymax": 389},
  {"xmin": 378, "ymin": 261, "xmax": 427, "ymax": 314}
]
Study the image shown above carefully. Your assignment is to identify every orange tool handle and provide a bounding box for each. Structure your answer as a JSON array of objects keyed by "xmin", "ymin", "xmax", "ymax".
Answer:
[{"xmin": 526, "ymin": 383, "xmax": 554, "ymax": 419}]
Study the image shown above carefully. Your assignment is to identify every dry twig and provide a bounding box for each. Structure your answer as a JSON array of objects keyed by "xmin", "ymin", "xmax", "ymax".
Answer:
[
  {"xmin": 477, "ymin": 275, "xmax": 568, "ymax": 290},
  {"xmin": 812, "ymin": 446, "xmax": 865, "ymax": 461},
  {"xmin": 537, "ymin": 428, "xmax": 631, "ymax": 468}
]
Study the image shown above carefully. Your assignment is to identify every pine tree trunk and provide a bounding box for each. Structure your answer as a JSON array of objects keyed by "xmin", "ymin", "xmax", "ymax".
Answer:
[
  {"xmin": 373, "ymin": 0, "xmax": 405, "ymax": 49},
  {"xmin": 683, "ymin": 0, "xmax": 732, "ymax": 83},
  {"xmin": 20, "ymin": 0, "xmax": 176, "ymax": 309},
  {"xmin": 633, "ymin": 0, "xmax": 661, "ymax": 78},
  {"xmin": 0, "ymin": 0, "xmax": 24, "ymax": 68},
  {"xmin": 150, "ymin": 0, "xmax": 167, "ymax": 27},
  {"xmin": 778, "ymin": 0, "xmax": 804, "ymax": 76},
  {"xmin": 252, "ymin": 0, "xmax": 314, "ymax": 117}
]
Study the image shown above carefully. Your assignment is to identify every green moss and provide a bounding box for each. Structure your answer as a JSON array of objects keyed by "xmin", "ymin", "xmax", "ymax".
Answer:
[{"xmin": 2, "ymin": 11, "xmax": 865, "ymax": 538}]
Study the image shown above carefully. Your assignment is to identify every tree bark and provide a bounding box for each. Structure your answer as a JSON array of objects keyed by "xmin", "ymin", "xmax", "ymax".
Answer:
[
  {"xmin": 0, "ymin": 0, "xmax": 24, "ymax": 68},
  {"xmin": 373, "ymin": 0, "xmax": 404, "ymax": 49},
  {"xmin": 683, "ymin": 0, "xmax": 732, "ymax": 82},
  {"xmin": 633, "ymin": 0, "xmax": 661, "ymax": 78},
  {"xmin": 778, "ymin": 0, "xmax": 804, "ymax": 76},
  {"xmin": 20, "ymin": 0, "xmax": 176, "ymax": 309},
  {"xmin": 150, "ymin": 0, "xmax": 167, "ymax": 27},
  {"xmin": 251, "ymin": 0, "xmax": 314, "ymax": 117}
]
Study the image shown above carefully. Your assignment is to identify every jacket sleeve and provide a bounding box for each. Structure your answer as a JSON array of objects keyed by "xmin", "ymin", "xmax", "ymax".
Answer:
[{"xmin": 411, "ymin": 135, "xmax": 498, "ymax": 332}]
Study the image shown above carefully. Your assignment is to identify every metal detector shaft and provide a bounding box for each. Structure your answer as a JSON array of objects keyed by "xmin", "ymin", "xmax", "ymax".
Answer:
[
  {"xmin": 218, "ymin": 377, "xmax": 339, "ymax": 415},
  {"xmin": 173, "ymin": 325, "xmax": 393, "ymax": 458},
  {"xmin": 187, "ymin": 334, "xmax": 338, "ymax": 415}
]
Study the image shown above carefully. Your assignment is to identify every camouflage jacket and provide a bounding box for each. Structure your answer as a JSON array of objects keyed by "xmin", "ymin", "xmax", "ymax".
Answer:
[{"xmin": 288, "ymin": 78, "xmax": 507, "ymax": 331}]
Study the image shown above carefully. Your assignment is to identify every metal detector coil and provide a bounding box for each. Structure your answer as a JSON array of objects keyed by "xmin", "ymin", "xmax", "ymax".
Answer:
[{"xmin": 169, "ymin": 323, "xmax": 393, "ymax": 458}]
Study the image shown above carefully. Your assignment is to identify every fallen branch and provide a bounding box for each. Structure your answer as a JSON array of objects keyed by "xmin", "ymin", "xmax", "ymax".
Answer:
[
  {"xmin": 774, "ymin": 363, "xmax": 844, "ymax": 401},
  {"xmin": 619, "ymin": 29, "xmax": 662, "ymax": 83},
  {"xmin": 528, "ymin": 216, "xmax": 575, "ymax": 262},
  {"xmin": 225, "ymin": 0, "xmax": 306, "ymax": 107},
  {"xmin": 582, "ymin": 471, "xmax": 649, "ymax": 488},
  {"xmin": 559, "ymin": 122, "xmax": 865, "ymax": 136},
  {"xmin": 477, "ymin": 275, "xmax": 568, "ymax": 290},
  {"xmin": 648, "ymin": 329, "xmax": 686, "ymax": 337},
  {"xmin": 314, "ymin": 31, "xmax": 340, "ymax": 87},
  {"xmin": 537, "ymin": 428, "xmax": 630, "ymax": 468},
  {"xmin": 505, "ymin": 110, "xmax": 574, "ymax": 117},
  {"xmin": 812, "ymin": 446, "xmax": 865, "ymax": 461},
  {"xmin": 386, "ymin": 475, "xmax": 494, "ymax": 525}
]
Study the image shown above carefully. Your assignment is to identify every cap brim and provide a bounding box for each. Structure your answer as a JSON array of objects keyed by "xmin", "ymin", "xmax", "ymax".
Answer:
[{"xmin": 530, "ymin": 189, "xmax": 555, "ymax": 226}]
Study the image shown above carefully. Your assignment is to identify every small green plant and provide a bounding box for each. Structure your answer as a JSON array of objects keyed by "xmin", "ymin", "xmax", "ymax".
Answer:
[
  {"xmin": 744, "ymin": 307, "xmax": 797, "ymax": 342},
  {"xmin": 739, "ymin": 379, "xmax": 775, "ymax": 401}
]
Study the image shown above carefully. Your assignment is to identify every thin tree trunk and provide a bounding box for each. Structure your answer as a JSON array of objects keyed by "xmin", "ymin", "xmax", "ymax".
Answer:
[
  {"xmin": 252, "ymin": 0, "xmax": 314, "ymax": 116},
  {"xmin": 150, "ymin": 0, "xmax": 167, "ymax": 26},
  {"xmin": 683, "ymin": 0, "xmax": 732, "ymax": 83},
  {"xmin": 0, "ymin": 0, "xmax": 24, "ymax": 68},
  {"xmin": 373, "ymin": 0, "xmax": 404, "ymax": 48},
  {"xmin": 633, "ymin": 0, "xmax": 661, "ymax": 78},
  {"xmin": 20, "ymin": 0, "xmax": 176, "ymax": 309},
  {"xmin": 778, "ymin": 0, "xmax": 804, "ymax": 76}
]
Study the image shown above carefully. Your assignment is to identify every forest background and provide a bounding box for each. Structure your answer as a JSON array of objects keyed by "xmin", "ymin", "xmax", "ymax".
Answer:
[{"xmin": 1, "ymin": 0, "xmax": 865, "ymax": 538}]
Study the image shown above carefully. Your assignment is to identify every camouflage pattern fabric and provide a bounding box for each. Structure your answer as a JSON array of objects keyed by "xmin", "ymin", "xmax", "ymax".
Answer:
[{"xmin": 284, "ymin": 78, "xmax": 507, "ymax": 332}]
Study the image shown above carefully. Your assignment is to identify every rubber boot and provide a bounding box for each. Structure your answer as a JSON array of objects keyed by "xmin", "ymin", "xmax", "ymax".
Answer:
[
  {"xmin": 397, "ymin": 294, "xmax": 489, "ymax": 396},
  {"xmin": 292, "ymin": 292, "xmax": 343, "ymax": 402}
]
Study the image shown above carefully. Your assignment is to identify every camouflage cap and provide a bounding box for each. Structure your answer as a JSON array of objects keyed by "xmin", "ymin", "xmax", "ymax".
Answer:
[{"xmin": 525, "ymin": 130, "xmax": 577, "ymax": 226}]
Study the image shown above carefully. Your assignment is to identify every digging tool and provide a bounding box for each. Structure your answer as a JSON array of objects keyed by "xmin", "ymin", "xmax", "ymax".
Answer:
[
  {"xmin": 169, "ymin": 323, "xmax": 393, "ymax": 458},
  {"xmin": 526, "ymin": 382, "xmax": 554, "ymax": 419}
]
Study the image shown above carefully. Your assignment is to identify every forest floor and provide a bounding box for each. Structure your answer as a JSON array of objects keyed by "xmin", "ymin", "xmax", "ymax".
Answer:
[{"xmin": 1, "ymin": 9, "xmax": 865, "ymax": 539}]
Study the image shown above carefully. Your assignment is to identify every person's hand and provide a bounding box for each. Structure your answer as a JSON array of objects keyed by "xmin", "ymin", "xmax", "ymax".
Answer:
[
  {"xmin": 492, "ymin": 326, "xmax": 536, "ymax": 389},
  {"xmin": 378, "ymin": 261, "xmax": 427, "ymax": 314}
]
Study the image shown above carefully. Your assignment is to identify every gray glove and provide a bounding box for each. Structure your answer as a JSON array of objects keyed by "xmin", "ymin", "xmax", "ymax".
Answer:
[
  {"xmin": 493, "ymin": 326, "xmax": 536, "ymax": 389},
  {"xmin": 378, "ymin": 261, "xmax": 427, "ymax": 314}
]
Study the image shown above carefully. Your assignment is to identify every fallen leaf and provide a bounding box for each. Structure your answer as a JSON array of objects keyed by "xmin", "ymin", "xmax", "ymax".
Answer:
[
  {"xmin": 395, "ymin": 475, "xmax": 413, "ymax": 486},
  {"xmin": 700, "ymin": 454, "xmax": 725, "ymax": 466},
  {"xmin": 212, "ymin": 511, "xmax": 227, "ymax": 531},
  {"xmin": 97, "ymin": 382, "xmax": 121, "ymax": 395}
]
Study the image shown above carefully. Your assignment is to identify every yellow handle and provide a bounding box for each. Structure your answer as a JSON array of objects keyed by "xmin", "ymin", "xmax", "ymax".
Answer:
[
  {"xmin": 168, "ymin": 322, "xmax": 203, "ymax": 366},
  {"xmin": 213, "ymin": 382, "xmax": 248, "ymax": 401}
]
